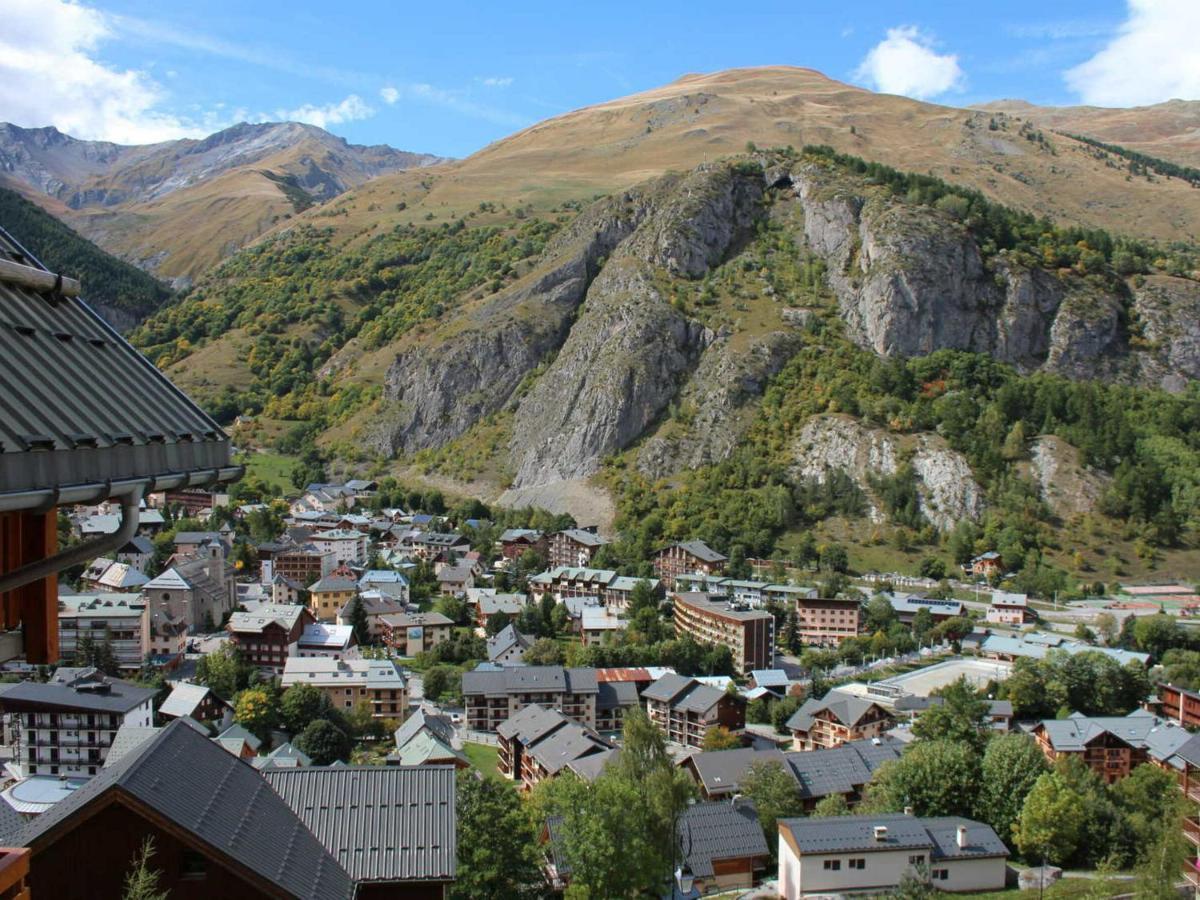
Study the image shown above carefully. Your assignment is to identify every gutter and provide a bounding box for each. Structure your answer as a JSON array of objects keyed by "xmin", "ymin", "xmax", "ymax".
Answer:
[{"xmin": 0, "ymin": 464, "xmax": 242, "ymax": 597}]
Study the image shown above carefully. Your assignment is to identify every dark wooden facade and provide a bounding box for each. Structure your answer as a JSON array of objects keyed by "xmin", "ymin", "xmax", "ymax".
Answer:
[{"xmin": 0, "ymin": 510, "xmax": 59, "ymax": 664}]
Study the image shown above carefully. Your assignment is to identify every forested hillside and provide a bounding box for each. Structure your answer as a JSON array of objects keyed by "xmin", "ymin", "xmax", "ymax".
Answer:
[{"xmin": 0, "ymin": 185, "xmax": 171, "ymax": 328}]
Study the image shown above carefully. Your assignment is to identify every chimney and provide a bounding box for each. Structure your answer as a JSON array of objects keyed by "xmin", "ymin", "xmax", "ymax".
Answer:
[
  {"xmin": 956, "ymin": 825, "xmax": 968, "ymax": 849},
  {"xmin": 873, "ymin": 826, "xmax": 888, "ymax": 842}
]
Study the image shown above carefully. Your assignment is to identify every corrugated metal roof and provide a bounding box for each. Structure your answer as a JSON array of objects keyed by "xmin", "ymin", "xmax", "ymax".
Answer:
[
  {"xmin": 679, "ymin": 801, "xmax": 768, "ymax": 877},
  {"xmin": 20, "ymin": 720, "xmax": 354, "ymax": 899},
  {"xmin": 0, "ymin": 227, "xmax": 236, "ymax": 496},
  {"xmin": 265, "ymin": 765, "xmax": 456, "ymax": 883}
]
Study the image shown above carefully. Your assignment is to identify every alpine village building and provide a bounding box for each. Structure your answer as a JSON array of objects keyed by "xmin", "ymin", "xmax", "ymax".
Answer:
[{"xmin": 672, "ymin": 592, "xmax": 775, "ymax": 674}]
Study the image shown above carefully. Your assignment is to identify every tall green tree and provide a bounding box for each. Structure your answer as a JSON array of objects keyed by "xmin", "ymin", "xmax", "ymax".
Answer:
[
  {"xmin": 911, "ymin": 677, "xmax": 991, "ymax": 753},
  {"xmin": 865, "ymin": 740, "xmax": 979, "ymax": 818},
  {"xmin": 296, "ymin": 718, "xmax": 352, "ymax": 765},
  {"xmin": 347, "ymin": 597, "xmax": 371, "ymax": 647},
  {"xmin": 740, "ymin": 760, "xmax": 802, "ymax": 855},
  {"xmin": 453, "ymin": 775, "xmax": 543, "ymax": 900},
  {"xmin": 1014, "ymin": 771, "xmax": 1086, "ymax": 866},
  {"xmin": 975, "ymin": 733, "xmax": 1047, "ymax": 848},
  {"xmin": 280, "ymin": 682, "xmax": 334, "ymax": 735}
]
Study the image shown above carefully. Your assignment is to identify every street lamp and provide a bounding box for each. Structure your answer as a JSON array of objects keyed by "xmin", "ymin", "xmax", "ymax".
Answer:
[{"xmin": 674, "ymin": 799, "xmax": 696, "ymax": 897}]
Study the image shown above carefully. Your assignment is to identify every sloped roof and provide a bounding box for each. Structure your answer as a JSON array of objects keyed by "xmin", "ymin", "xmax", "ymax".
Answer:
[
  {"xmin": 265, "ymin": 766, "xmax": 456, "ymax": 883},
  {"xmin": 158, "ymin": 681, "xmax": 219, "ymax": 718},
  {"xmin": 251, "ymin": 742, "xmax": 312, "ymax": 771},
  {"xmin": 786, "ymin": 737, "xmax": 904, "ymax": 800},
  {"xmin": 526, "ymin": 720, "xmax": 611, "ymax": 775},
  {"xmin": 687, "ymin": 747, "xmax": 793, "ymax": 796},
  {"xmin": 0, "ymin": 227, "xmax": 236, "ymax": 498},
  {"xmin": 389, "ymin": 730, "xmax": 468, "ymax": 767},
  {"xmin": 20, "ymin": 720, "xmax": 353, "ymax": 899},
  {"xmin": 786, "ymin": 690, "xmax": 890, "ymax": 733},
  {"xmin": 487, "ymin": 624, "xmax": 533, "ymax": 661},
  {"xmin": 778, "ymin": 813, "xmax": 1007, "ymax": 860},
  {"xmin": 228, "ymin": 603, "xmax": 309, "ymax": 635},
  {"xmin": 555, "ymin": 529, "xmax": 607, "ymax": 548},
  {"xmin": 678, "ymin": 801, "xmax": 768, "ymax": 877},
  {"xmin": 393, "ymin": 708, "xmax": 456, "ymax": 750},
  {"xmin": 665, "ymin": 540, "xmax": 728, "ymax": 563},
  {"xmin": 0, "ymin": 674, "xmax": 154, "ymax": 714},
  {"xmin": 1035, "ymin": 710, "xmax": 1180, "ymax": 753},
  {"xmin": 496, "ymin": 703, "xmax": 568, "ymax": 743}
]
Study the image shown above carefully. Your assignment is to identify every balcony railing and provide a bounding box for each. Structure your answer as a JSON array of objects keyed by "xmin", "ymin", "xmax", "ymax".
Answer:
[
  {"xmin": 1182, "ymin": 863, "xmax": 1200, "ymax": 889},
  {"xmin": 1179, "ymin": 774, "xmax": 1200, "ymax": 804}
]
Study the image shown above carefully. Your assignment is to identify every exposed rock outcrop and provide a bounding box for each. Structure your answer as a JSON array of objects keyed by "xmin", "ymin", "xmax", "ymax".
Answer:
[
  {"xmin": 637, "ymin": 330, "xmax": 801, "ymax": 478},
  {"xmin": 790, "ymin": 414, "xmax": 984, "ymax": 530},
  {"xmin": 1025, "ymin": 435, "xmax": 1111, "ymax": 518},
  {"xmin": 510, "ymin": 163, "xmax": 766, "ymax": 488},
  {"xmin": 790, "ymin": 164, "xmax": 1130, "ymax": 379},
  {"xmin": 363, "ymin": 191, "xmax": 650, "ymax": 457},
  {"xmin": 1131, "ymin": 275, "xmax": 1200, "ymax": 392}
]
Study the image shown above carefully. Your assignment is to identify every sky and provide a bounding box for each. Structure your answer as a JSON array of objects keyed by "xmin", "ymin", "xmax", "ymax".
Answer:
[{"xmin": 2, "ymin": 0, "xmax": 1199, "ymax": 158}]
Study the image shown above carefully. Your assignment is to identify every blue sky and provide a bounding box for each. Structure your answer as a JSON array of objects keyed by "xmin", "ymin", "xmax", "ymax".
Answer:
[{"xmin": 3, "ymin": 0, "xmax": 1198, "ymax": 156}]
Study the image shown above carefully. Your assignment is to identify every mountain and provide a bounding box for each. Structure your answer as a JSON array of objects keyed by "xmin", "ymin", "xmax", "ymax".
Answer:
[
  {"xmin": 0, "ymin": 121, "xmax": 446, "ymax": 285},
  {"xmin": 976, "ymin": 98, "xmax": 1200, "ymax": 168},
  {"xmin": 0, "ymin": 184, "xmax": 171, "ymax": 329},
  {"xmin": 128, "ymin": 67, "xmax": 1200, "ymax": 584},
  {"xmin": 305, "ymin": 66, "xmax": 1200, "ymax": 249}
]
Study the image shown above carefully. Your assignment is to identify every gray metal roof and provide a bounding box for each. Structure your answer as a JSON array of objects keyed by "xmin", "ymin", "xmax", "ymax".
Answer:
[
  {"xmin": 779, "ymin": 813, "xmax": 1007, "ymax": 859},
  {"xmin": 0, "ymin": 227, "xmax": 237, "ymax": 498},
  {"xmin": 642, "ymin": 672, "xmax": 695, "ymax": 703},
  {"xmin": 20, "ymin": 719, "xmax": 353, "ymax": 899},
  {"xmin": 462, "ymin": 665, "xmax": 598, "ymax": 698},
  {"xmin": 265, "ymin": 765, "xmax": 456, "ymax": 884},
  {"xmin": 0, "ymin": 674, "xmax": 155, "ymax": 714},
  {"xmin": 1036, "ymin": 711, "xmax": 1186, "ymax": 757},
  {"xmin": 526, "ymin": 721, "xmax": 611, "ymax": 775},
  {"xmin": 786, "ymin": 737, "xmax": 904, "ymax": 801},
  {"xmin": 596, "ymin": 680, "xmax": 640, "ymax": 711},
  {"xmin": 497, "ymin": 703, "xmax": 568, "ymax": 742},
  {"xmin": 487, "ymin": 624, "xmax": 533, "ymax": 661},
  {"xmin": 687, "ymin": 747, "xmax": 793, "ymax": 796},
  {"xmin": 666, "ymin": 540, "xmax": 728, "ymax": 564},
  {"xmin": 679, "ymin": 800, "xmax": 768, "ymax": 877},
  {"xmin": 393, "ymin": 708, "xmax": 456, "ymax": 751}
]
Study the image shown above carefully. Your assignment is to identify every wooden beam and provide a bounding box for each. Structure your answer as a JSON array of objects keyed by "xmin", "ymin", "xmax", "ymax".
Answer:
[
  {"xmin": 14, "ymin": 511, "xmax": 58, "ymax": 664},
  {"xmin": 0, "ymin": 258, "xmax": 81, "ymax": 298}
]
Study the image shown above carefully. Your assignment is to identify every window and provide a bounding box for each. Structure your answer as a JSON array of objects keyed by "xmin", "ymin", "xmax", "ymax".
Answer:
[
  {"xmin": 933, "ymin": 869, "xmax": 949, "ymax": 881},
  {"xmin": 823, "ymin": 860, "xmax": 841, "ymax": 871},
  {"xmin": 909, "ymin": 855, "xmax": 925, "ymax": 865},
  {"xmin": 849, "ymin": 858, "xmax": 866, "ymax": 870},
  {"xmin": 181, "ymin": 850, "xmax": 208, "ymax": 879}
]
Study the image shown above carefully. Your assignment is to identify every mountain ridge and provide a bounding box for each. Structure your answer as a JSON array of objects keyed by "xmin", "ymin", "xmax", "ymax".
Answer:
[{"xmin": 0, "ymin": 120, "xmax": 447, "ymax": 284}]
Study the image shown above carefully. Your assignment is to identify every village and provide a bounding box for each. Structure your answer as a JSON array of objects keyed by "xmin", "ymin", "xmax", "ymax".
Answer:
[{"xmin": 0, "ymin": 461, "xmax": 1195, "ymax": 898}]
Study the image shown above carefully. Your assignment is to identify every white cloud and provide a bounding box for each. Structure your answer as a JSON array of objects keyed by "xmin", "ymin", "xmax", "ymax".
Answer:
[
  {"xmin": 1065, "ymin": 0, "xmax": 1200, "ymax": 106},
  {"xmin": 278, "ymin": 94, "xmax": 374, "ymax": 129},
  {"xmin": 854, "ymin": 26, "xmax": 965, "ymax": 100},
  {"xmin": 480, "ymin": 76, "xmax": 514, "ymax": 88},
  {"xmin": 379, "ymin": 86, "xmax": 400, "ymax": 104},
  {"xmin": 0, "ymin": 0, "xmax": 201, "ymax": 142}
]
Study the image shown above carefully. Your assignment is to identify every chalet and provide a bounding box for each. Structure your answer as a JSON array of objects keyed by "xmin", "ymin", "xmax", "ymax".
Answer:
[
  {"xmin": 15, "ymin": 720, "xmax": 356, "ymax": 900},
  {"xmin": 985, "ymin": 591, "xmax": 1033, "ymax": 626},
  {"xmin": 497, "ymin": 704, "xmax": 613, "ymax": 791},
  {"xmin": 387, "ymin": 708, "xmax": 468, "ymax": 768},
  {"xmin": 462, "ymin": 666, "xmax": 599, "ymax": 732},
  {"xmin": 436, "ymin": 562, "xmax": 475, "ymax": 596},
  {"xmin": 487, "ymin": 624, "xmax": 533, "ymax": 664},
  {"xmin": 546, "ymin": 528, "xmax": 608, "ymax": 568},
  {"xmin": 1031, "ymin": 710, "xmax": 1192, "ymax": 783},
  {"xmin": 408, "ymin": 531, "xmax": 471, "ymax": 561},
  {"xmin": 1159, "ymin": 682, "xmax": 1200, "ymax": 730},
  {"xmin": 777, "ymin": 814, "xmax": 1009, "ymax": 897},
  {"xmin": 496, "ymin": 529, "xmax": 547, "ymax": 560},
  {"xmin": 642, "ymin": 673, "xmax": 746, "ymax": 748},
  {"xmin": 357, "ymin": 569, "xmax": 410, "ymax": 605},
  {"xmin": 579, "ymin": 605, "xmax": 626, "ymax": 646},
  {"xmin": 226, "ymin": 603, "xmax": 315, "ymax": 674},
  {"xmin": 379, "ymin": 611, "xmax": 454, "ymax": 656},
  {"xmin": 653, "ymin": 540, "xmax": 728, "ymax": 590},
  {"xmin": 474, "ymin": 591, "xmax": 526, "ymax": 630},
  {"xmin": 115, "ymin": 535, "xmax": 155, "ymax": 571},
  {"xmin": 81, "ymin": 557, "xmax": 149, "ymax": 593},
  {"xmin": 264, "ymin": 543, "xmax": 336, "ymax": 585},
  {"xmin": 965, "ymin": 551, "xmax": 1003, "ymax": 579},
  {"xmin": 683, "ymin": 737, "xmax": 904, "ymax": 807},
  {"xmin": 786, "ymin": 690, "xmax": 895, "ymax": 751},
  {"xmin": 251, "ymin": 742, "xmax": 313, "ymax": 772},
  {"xmin": 157, "ymin": 681, "xmax": 233, "ymax": 728}
]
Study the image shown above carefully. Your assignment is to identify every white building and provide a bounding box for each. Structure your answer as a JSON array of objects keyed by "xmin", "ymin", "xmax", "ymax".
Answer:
[
  {"xmin": 57, "ymin": 594, "xmax": 149, "ymax": 672},
  {"xmin": 777, "ymin": 814, "xmax": 1008, "ymax": 897},
  {"xmin": 296, "ymin": 623, "xmax": 357, "ymax": 660},
  {"xmin": 311, "ymin": 529, "xmax": 369, "ymax": 566},
  {"xmin": 0, "ymin": 668, "xmax": 156, "ymax": 778}
]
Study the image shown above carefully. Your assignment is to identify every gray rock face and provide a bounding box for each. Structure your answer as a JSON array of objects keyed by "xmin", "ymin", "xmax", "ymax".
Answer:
[
  {"xmin": 790, "ymin": 164, "xmax": 1131, "ymax": 379},
  {"xmin": 1131, "ymin": 275, "xmax": 1200, "ymax": 392},
  {"xmin": 637, "ymin": 330, "xmax": 801, "ymax": 479},
  {"xmin": 790, "ymin": 415, "xmax": 984, "ymax": 530},
  {"xmin": 1026, "ymin": 435, "xmax": 1110, "ymax": 518},
  {"xmin": 510, "ymin": 164, "xmax": 765, "ymax": 488},
  {"xmin": 364, "ymin": 193, "xmax": 647, "ymax": 456}
]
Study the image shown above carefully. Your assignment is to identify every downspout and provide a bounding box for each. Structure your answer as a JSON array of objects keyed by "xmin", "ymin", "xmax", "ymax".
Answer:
[{"xmin": 0, "ymin": 484, "xmax": 144, "ymax": 597}]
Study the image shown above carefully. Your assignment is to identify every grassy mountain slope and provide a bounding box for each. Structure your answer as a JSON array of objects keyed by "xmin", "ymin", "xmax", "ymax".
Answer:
[
  {"xmin": 977, "ymin": 97, "xmax": 1200, "ymax": 168},
  {"xmin": 0, "ymin": 184, "xmax": 171, "ymax": 329},
  {"xmin": 294, "ymin": 67, "xmax": 1200, "ymax": 249}
]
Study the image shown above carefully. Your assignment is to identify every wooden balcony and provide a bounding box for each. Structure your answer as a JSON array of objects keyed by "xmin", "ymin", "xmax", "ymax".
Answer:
[
  {"xmin": 1183, "ymin": 863, "xmax": 1200, "ymax": 889},
  {"xmin": 1179, "ymin": 774, "xmax": 1200, "ymax": 804},
  {"xmin": 1185, "ymin": 817, "xmax": 1200, "ymax": 848},
  {"xmin": 0, "ymin": 848, "xmax": 30, "ymax": 900}
]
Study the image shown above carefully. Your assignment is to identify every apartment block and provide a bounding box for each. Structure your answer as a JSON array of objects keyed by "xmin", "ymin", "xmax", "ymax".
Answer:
[
  {"xmin": 672, "ymin": 592, "xmax": 775, "ymax": 675},
  {"xmin": 461, "ymin": 666, "xmax": 599, "ymax": 733}
]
